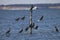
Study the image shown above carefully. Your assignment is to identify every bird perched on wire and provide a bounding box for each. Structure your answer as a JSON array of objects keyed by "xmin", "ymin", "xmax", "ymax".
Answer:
[
  {"xmin": 21, "ymin": 16, "xmax": 25, "ymax": 20},
  {"xmin": 55, "ymin": 26, "xmax": 59, "ymax": 32},
  {"xmin": 19, "ymin": 29, "xmax": 23, "ymax": 33},
  {"xmin": 34, "ymin": 26, "xmax": 38, "ymax": 30}
]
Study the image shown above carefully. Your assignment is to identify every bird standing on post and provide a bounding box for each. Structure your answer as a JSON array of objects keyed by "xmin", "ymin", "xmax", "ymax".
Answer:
[{"xmin": 29, "ymin": 22, "xmax": 35, "ymax": 28}]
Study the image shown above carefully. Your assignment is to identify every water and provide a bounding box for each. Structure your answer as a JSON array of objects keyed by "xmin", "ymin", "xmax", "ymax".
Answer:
[{"xmin": 0, "ymin": 8, "xmax": 60, "ymax": 40}]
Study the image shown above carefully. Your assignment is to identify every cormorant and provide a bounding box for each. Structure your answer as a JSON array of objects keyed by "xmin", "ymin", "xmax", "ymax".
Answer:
[
  {"xmin": 30, "ymin": 5, "xmax": 34, "ymax": 11},
  {"xmin": 15, "ymin": 17, "xmax": 20, "ymax": 21},
  {"xmin": 40, "ymin": 16, "xmax": 44, "ymax": 20},
  {"xmin": 21, "ymin": 16, "xmax": 25, "ymax": 20},
  {"xmin": 30, "ymin": 5, "xmax": 37, "ymax": 10},
  {"xmin": 32, "ymin": 23, "xmax": 35, "ymax": 28},
  {"xmin": 29, "ymin": 23, "xmax": 35, "ymax": 28},
  {"xmin": 55, "ymin": 26, "xmax": 59, "ymax": 32},
  {"xmin": 6, "ymin": 27, "xmax": 11, "ymax": 34},
  {"xmin": 6, "ymin": 27, "xmax": 11, "ymax": 37},
  {"xmin": 35, "ymin": 26, "xmax": 38, "ymax": 30},
  {"xmin": 25, "ymin": 27, "xmax": 29, "ymax": 31},
  {"xmin": 19, "ymin": 29, "xmax": 23, "ymax": 33}
]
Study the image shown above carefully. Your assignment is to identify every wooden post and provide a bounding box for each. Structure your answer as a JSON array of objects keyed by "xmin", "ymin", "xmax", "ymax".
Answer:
[
  {"xmin": 30, "ymin": 9, "xmax": 32, "ymax": 34},
  {"xmin": 30, "ymin": 5, "xmax": 33, "ymax": 34}
]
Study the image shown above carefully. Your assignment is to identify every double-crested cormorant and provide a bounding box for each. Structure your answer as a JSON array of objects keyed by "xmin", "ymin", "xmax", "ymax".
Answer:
[
  {"xmin": 25, "ymin": 27, "xmax": 29, "ymax": 31},
  {"xmin": 29, "ymin": 23, "xmax": 35, "ymax": 28},
  {"xmin": 6, "ymin": 27, "xmax": 11, "ymax": 37},
  {"xmin": 32, "ymin": 23, "xmax": 35, "ymax": 28},
  {"xmin": 55, "ymin": 26, "xmax": 59, "ymax": 32},
  {"xmin": 40, "ymin": 16, "xmax": 44, "ymax": 20},
  {"xmin": 30, "ymin": 5, "xmax": 34, "ymax": 11},
  {"xmin": 21, "ymin": 16, "xmax": 25, "ymax": 20},
  {"xmin": 35, "ymin": 26, "xmax": 38, "ymax": 30},
  {"xmin": 19, "ymin": 29, "xmax": 23, "ymax": 33},
  {"xmin": 15, "ymin": 17, "xmax": 20, "ymax": 21},
  {"xmin": 6, "ymin": 27, "xmax": 11, "ymax": 34}
]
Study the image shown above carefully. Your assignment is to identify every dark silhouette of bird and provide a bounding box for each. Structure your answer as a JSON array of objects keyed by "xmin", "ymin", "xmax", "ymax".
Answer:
[
  {"xmin": 29, "ymin": 24, "xmax": 32, "ymax": 28},
  {"xmin": 30, "ymin": 5, "xmax": 37, "ymax": 11},
  {"xmin": 35, "ymin": 26, "xmax": 38, "ymax": 30},
  {"xmin": 30, "ymin": 5, "xmax": 34, "ymax": 11},
  {"xmin": 32, "ymin": 23, "xmax": 35, "ymax": 28},
  {"xmin": 29, "ymin": 23, "xmax": 35, "ymax": 28},
  {"xmin": 55, "ymin": 26, "xmax": 59, "ymax": 32},
  {"xmin": 25, "ymin": 27, "xmax": 29, "ymax": 31},
  {"xmin": 6, "ymin": 27, "xmax": 11, "ymax": 37},
  {"xmin": 6, "ymin": 27, "xmax": 11, "ymax": 34},
  {"xmin": 21, "ymin": 16, "xmax": 25, "ymax": 20},
  {"xmin": 40, "ymin": 16, "xmax": 44, "ymax": 20},
  {"xmin": 19, "ymin": 29, "xmax": 23, "ymax": 33},
  {"xmin": 15, "ymin": 17, "xmax": 20, "ymax": 21}
]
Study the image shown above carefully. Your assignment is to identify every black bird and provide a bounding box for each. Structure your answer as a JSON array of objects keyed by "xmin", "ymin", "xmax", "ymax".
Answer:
[
  {"xmin": 32, "ymin": 23, "xmax": 35, "ymax": 28},
  {"xmin": 15, "ymin": 17, "xmax": 20, "ymax": 21},
  {"xmin": 19, "ymin": 29, "xmax": 23, "ymax": 33},
  {"xmin": 30, "ymin": 5, "xmax": 34, "ymax": 11},
  {"xmin": 6, "ymin": 27, "xmax": 11, "ymax": 34},
  {"xmin": 55, "ymin": 26, "xmax": 59, "ymax": 32},
  {"xmin": 35, "ymin": 26, "xmax": 38, "ymax": 30},
  {"xmin": 30, "ymin": 5, "xmax": 37, "ymax": 11},
  {"xmin": 29, "ymin": 23, "xmax": 35, "ymax": 28},
  {"xmin": 25, "ymin": 27, "xmax": 29, "ymax": 31},
  {"xmin": 40, "ymin": 16, "xmax": 44, "ymax": 20},
  {"xmin": 6, "ymin": 27, "xmax": 11, "ymax": 37},
  {"xmin": 21, "ymin": 16, "xmax": 25, "ymax": 20}
]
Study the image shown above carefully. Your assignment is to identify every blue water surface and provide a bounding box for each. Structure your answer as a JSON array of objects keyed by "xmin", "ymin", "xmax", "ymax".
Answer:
[{"xmin": 0, "ymin": 8, "xmax": 60, "ymax": 40}]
